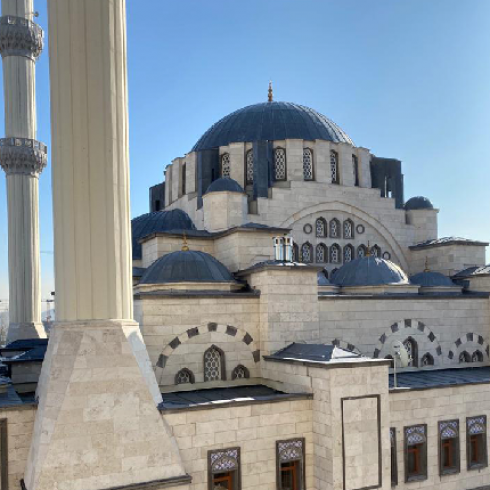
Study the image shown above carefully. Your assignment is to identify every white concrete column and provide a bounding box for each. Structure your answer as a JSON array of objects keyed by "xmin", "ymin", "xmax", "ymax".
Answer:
[{"xmin": 0, "ymin": 0, "xmax": 47, "ymax": 342}]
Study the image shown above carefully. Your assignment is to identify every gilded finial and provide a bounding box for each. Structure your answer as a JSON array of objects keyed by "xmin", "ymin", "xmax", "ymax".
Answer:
[
  {"xmin": 182, "ymin": 232, "xmax": 189, "ymax": 252},
  {"xmin": 366, "ymin": 241, "xmax": 371, "ymax": 257},
  {"xmin": 424, "ymin": 257, "xmax": 429, "ymax": 272},
  {"xmin": 268, "ymin": 81, "xmax": 273, "ymax": 103}
]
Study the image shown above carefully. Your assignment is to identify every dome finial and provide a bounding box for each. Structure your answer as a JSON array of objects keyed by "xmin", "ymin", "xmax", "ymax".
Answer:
[
  {"xmin": 182, "ymin": 232, "xmax": 189, "ymax": 252},
  {"xmin": 366, "ymin": 241, "xmax": 371, "ymax": 257},
  {"xmin": 424, "ymin": 256, "xmax": 430, "ymax": 272},
  {"xmin": 268, "ymin": 81, "xmax": 273, "ymax": 102}
]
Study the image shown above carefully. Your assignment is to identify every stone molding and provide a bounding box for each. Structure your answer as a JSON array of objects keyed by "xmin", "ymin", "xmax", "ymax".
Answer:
[
  {"xmin": 0, "ymin": 137, "xmax": 47, "ymax": 175},
  {"xmin": 0, "ymin": 15, "xmax": 43, "ymax": 61}
]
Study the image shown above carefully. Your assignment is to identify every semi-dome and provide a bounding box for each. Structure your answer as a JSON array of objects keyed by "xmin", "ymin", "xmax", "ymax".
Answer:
[
  {"xmin": 410, "ymin": 270, "xmax": 456, "ymax": 288},
  {"xmin": 140, "ymin": 250, "xmax": 235, "ymax": 285},
  {"xmin": 132, "ymin": 209, "xmax": 196, "ymax": 260},
  {"xmin": 205, "ymin": 177, "xmax": 245, "ymax": 195},
  {"xmin": 404, "ymin": 196, "xmax": 434, "ymax": 211},
  {"xmin": 192, "ymin": 101, "xmax": 353, "ymax": 152},
  {"xmin": 332, "ymin": 256, "xmax": 409, "ymax": 287}
]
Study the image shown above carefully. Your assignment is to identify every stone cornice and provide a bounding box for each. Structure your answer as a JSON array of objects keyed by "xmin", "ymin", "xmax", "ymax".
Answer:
[
  {"xmin": 0, "ymin": 137, "xmax": 47, "ymax": 175},
  {"xmin": 0, "ymin": 15, "xmax": 43, "ymax": 61}
]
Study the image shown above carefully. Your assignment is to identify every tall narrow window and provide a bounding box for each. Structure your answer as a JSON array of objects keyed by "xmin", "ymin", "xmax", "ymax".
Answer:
[
  {"xmin": 330, "ymin": 219, "xmax": 340, "ymax": 238},
  {"xmin": 343, "ymin": 245, "xmax": 354, "ymax": 263},
  {"xmin": 403, "ymin": 337, "xmax": 418, "ymax": 367},
  {"xmin": 221, "ymin": 153, "xmax": 231, "ymax": 178},
  {"xmin": 343, "ymin": 220, "xmax": 354, "ymax": 239},
  {"xmin": 472, "ymin": 351, "xmax": 483, "ymax": 362},
  {"xmin": 292, "ymin": 243, "xmax": 299, "ymax": 262},
  {"xmin": 405, "ymin": 425, "xmax": 427, "ymax": 482},
  {"xmin": 274, "ymin": 148, "xmax": 287, "ymax": 181},
  {"xmin": 420, "ymin": 353, "xmax": 434, "ymax": 366},
  {"xmin": 246, "ymin": 150, "xmax": 254, "ymax": 185},
  {"xmin": 390, "ymin": 428, "xmax": 398, "ymax": 486},
  {"xmin": 204, "ymin": 345, "xmax": 225, "ymax": 382},
  {"xmin": 181, "ymin": 163, "xmax": 187, "ymax": 195},
  {"xmin": 208, "ymin": 448, "xmax": 240, "ymax": 490},
  {"xmin": 303, "ymin": 148, "xmax": 313, "ymax": 181},
  {"xmin": 357, "ymin": 245, "xmax": 367, "ymax": 259},
  {"xmin": 352, "ymin": 155, "xmax": 359, "ymax": 186},
  {"xmin": 175, "ymin": 368, "xmax": 195, "ymax": 385},
  {"xmin": 330, "ymin": 150, "xmax": 339, "ymax": 184},
  {"xmin": 231, "ymin": 365, "xmax": 250, "ymax": 380},
  {"xmin": 467, "ymin": 416, "xmax": 487, "ymax": 470},
  {"xmin": 330, "ymin": 244, "xmax": 341, "ymax": 264},
  {"xmin": 316, "ymin": 244, "xmax": 327, "ymax": 263},
  {"xmin": 277, "ymin": 439, "xmax": 305, "ymax": 490},
  {"xmin": 439, "ymin": 420, "xmax": 460, "ymax": 475},
  {"xmin": 316, "ymin": 218, "xmax": 326, "ymax": 238},
  {"xmin": 301, "ymin": 243, "xmax": 313, "ymax": 263}
]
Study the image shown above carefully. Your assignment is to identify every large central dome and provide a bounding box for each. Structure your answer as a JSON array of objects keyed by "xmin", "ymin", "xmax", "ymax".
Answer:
[{"xmin": 192, "ymin": 101, "xmax": 353, "ymax": 152}]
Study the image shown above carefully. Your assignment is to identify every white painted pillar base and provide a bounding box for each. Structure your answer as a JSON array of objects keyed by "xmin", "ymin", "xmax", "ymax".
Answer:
[
  {"xmin": 25, "ymin": 319, "xmax": 187, "ymax": 490},
  {"xmin": 6, "ymin": 322, "xmax": 45, "ymax": 343}
]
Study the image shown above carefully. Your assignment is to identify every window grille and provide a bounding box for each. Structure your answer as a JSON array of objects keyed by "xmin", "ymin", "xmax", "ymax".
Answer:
[
  {"xmin": 231, "ymin": 365, "xmax": 249, "ymax": 380},
  {"xmin": 274, "ymin": 148, "xmax": 287, "ymax": 181},
  {"xmin": 343, "ymin": 245, "xmax": 353, "ymax": 263},
  {"xmin": 357, "ymin": 245, "xmax": 367, "ymax": 258},
  {"xmin": 459, "ymin": 351, "xmax": 471, "ymax": 363},
  {"xmin": 316, "ymin": 218, "xmax": 326, "ymax": 237},
  {"xmin": 440, "ymin": 420, "xmax": 460, "ymax": 475},
  {"xmin": 175, "ymin": 368, "xmax": 195, "ymax": 385},
  {"xmin": 303, "ymin": 148, "xmax": 313, "ymax": 181},
  {"xmin": 472, "ymin": 351, "xmax": 483, "ymax": 362},
  {"xmin": 292, "ymin": 243, "xmax": 299, "ymax": 262},
  {"xmin": 301, "ymin": 243, "xmax": 312, "ymax": 263},
  {"xmin": 343, "ymin": 220, "xmax": 353, "ymax": 239},
  {"xmin": 390, "ymin": 428, "xmax": 398, "ymax": 486},
  {"xmin": 221, "ymin": 153, "xmax": 231, "ymax": 178},
  {"xmin": 371, "ymin": 245, "xmax": 381, "ymax": 257},
  {"xmin": 277, "ymin": 439, "xmax": 304, "ymax": 490},
  {"xmin": 467, "ymin": 416, "xmax": 487, "ymax": 469},
  {"xmin": 316, "ymin": 244, "xmax": 327, "ymax": 263},
  {"xmin": 209, "ymin": 448, "xmax": 240, "ymax": 490},
  {"xmin": 330, "ymin": 150, "xmax": 339, "ymax": 184},
  {"xmin": 246, "ymin": 150, "xmax": 254, "ymax": 184},
  {"xmin": 330, "ymin": 219, "xmax": 339, "ymax": 238},
  {"xmin": 421, "ymin": 353, "xmax": 434, "ymax": 366},
  {"xmin": 405, "ymin": 425, "xmax": 428, "ymax": 482},
  {"xmin": 204, "ymin": 346, "xmax": 225, "ymax": 382},
  {"xmin": 403, "ymin": 338, "xmax": 418, "ymax": 367},
  {"xmin": 330, "ymin": 244, "xmax": 340, "ymax": 264}
]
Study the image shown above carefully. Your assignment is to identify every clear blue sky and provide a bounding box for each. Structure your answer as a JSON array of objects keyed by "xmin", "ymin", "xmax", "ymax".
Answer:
[{"xmin": 0, "ymin": 0, "xmax": 489, "ymax": 299}]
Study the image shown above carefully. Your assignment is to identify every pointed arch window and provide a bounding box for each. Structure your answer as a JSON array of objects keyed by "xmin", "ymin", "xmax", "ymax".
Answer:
[
  {"xmin": 175, "ymin": 368, "xmax": 195, "ymax": 385},
  {"xmin": 330, "ymin": 219, "xmax": 340, "ymax": 238},
  {"xmin": 472, "ymin": 351, "xmax": 484, "ymax": 362},
  {"xmin": 316, "ymin": 244, "xmax": 327, "ymax": 263},
  {"xmin": 204, "ymin": 345, "xmax": 225, "ymax": 381},
  {"xmin": 421, "ymin": 353, "xmax": 434, "ymax": 367},
  {"xmin": 330, "ymin": 150, "xmax": 339, "ymax": 184},
  {"xmin": 209, "ymin": 448, "xmax": 240, "ymax": 490},
  {"xmin": 459, "ymin": 351, "xmax": 471, "ymax": 363},
  {"xmin": 292, "ymin": 243, "xmax": 299, "ymax": 262},
  {"xmin": 343, "ymin": 219, "xmax": 354, "ymax": 239},
  {"xmin": 357, "ymin": 245, "xmax": 367, "ymax": 259},
  {"xmin": 439, "ymin": 420, "xmax": 460, "ymax": 475},
  {"xmin": 232, "ymin": 365, "xmax": 250, "ymax": 380},
  {"xmin": 330, "ymin": 244, "xmax": 341, "ymax": 264},
  {"xmin": 316, "ymin": 218, "xmax": 327, "ymax": 238},
  {"xmin": 303, "ymin": 148, "xmax": 313, "ymax": 181},
  {"xmin": 277, "ymin": 439, "xmax": 305, "ymax": 490},
  {"xmin": 403, "ymin": 337, "xmax": 418, "ymax": 367},
  {"xmin": 352, "ymin": 155, "xmax": 359, "ymax": 187},
  {"xmin": 371, "ymin": 245, "xmax": 381, "ymax": 258},
  {"xmin": 274, "ymin": 148, "xmax": 287, "ymax": 181},
  {"xmin": 221, "ymin": 153, "xmax": 231, "ymax": 178},
  {"xmin": 301, "ymin": 242, "xmax": 313, "ymax": 263},
  {"xmin": 245, "ymin": 150, "xmax": 254, "ymax": 185},
  {"xmin": 343, "ymin": 245, "xmax": 354, "ymax": 263}
]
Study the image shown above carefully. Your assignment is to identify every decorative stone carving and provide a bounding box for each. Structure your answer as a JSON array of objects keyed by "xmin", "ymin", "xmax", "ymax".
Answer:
[
  {"xmin": 0, "ymin": 137, "xmax": 47, "ymax": 175},
  {"xmin": 0, "ymin": 15, "xmax": 43, "ymax": 61}
]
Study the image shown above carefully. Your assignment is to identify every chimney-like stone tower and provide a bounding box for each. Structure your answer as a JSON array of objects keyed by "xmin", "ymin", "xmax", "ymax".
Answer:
[
  {"xmin": 24, "ymin": 1, "xmax": 188, "ymax": 489},
  {"xmin": 0, "ymin": 0, "xmax": 47, "ymax": 343}
]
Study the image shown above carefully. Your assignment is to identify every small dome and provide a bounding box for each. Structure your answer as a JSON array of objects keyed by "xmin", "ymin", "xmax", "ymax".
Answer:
[
  {"xmin": 410, "ymin": 271, "xmax": 456, "ymax": 288},
  {"xmin": 404, "ymin": 196, "xmax": 434, "ymax": 211},
  {"xmin": 140, "ymin": 250, "xmax": 235, "ymax": 284},
  {"xmin": 318, "ymin": 271, "xmax": 331, "ymax": 286},
  {"xmin": 332, "ymin": 256, "xmax": 409, "ymax": 287},
  {"xmin": 205, "ymin": 177, "xmax": 245, "ymax": 195},
  {"xmin": 132, "ymin": 209, "xmax": 196, "ymax": 260}
]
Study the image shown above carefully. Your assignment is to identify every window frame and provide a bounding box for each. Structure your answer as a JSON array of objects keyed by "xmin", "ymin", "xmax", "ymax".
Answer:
[
  {"xmin": 175, "ymin": 367, "xmax": 195, "ymax": 385},
  {"xmin": 330, "ymin": 150, "xmax": 339, "ymax": 184},
  {"xmin": 403, "ymin": 337, "xmax": 418, "ymax": 368},
  {"xmin": 467, "ymin": 415, "xmax": 488, "ymax": 470},
  {"xmin": 0, "ymin": 418, "xmax": 7, "ymax": 490},
  {"xmin": 316, "ymin": 243, "xmax": 327, "ymax": 264},
  {"xmin": 276, "ymin": 438, "xmax": 306, "ymax": 490},
  {"xmin": 302, "ymin": 148, "xmax": 314, "ymax": 181},
  {"xmin": 245, "ymin": 149, "xmax": 254, "ymax": 185},
  {"xmin": 329, "ymin": 219, "xmax": 340, "ymax": 238},
  {"xmin": 203, "ymin": 344, "xmax": 226, "ymax": 382},
  {"xmin": 439, "ymin": 419, "xmax": 460, "ymax": 476},
  {"xmin": 231, "ymin": 365, "xmax": 250, "ymax": 380},
  {"xmin": 315, "ymin": 218, "xmax": 327, "ymax": 238},
  {"xmin": 221, "ymin": 153, "xmax": 231, "ymax": 178},
  {"xmin": 352, "ymin": 154, "xmax": 359, "ymax": 187},
  {"xmin": 421, "ymin": 353, "xmax": 434, "ymax": 367},
  {"xmin": 390, "ymin": 427, "xmax": 398, "ymax": 486},
  {"xmin": 208, "ymin": 447, "xmax": 241, "ymax": 490},
  {"xmin": 343, "ymin": 219, "xmax": 354, "ymax": 239},
  {"xmin": 404, "ymin": 424, "xmax": 428, "ymax": 482},
  {"xmin": 274, "ymin": 147, "xmax": 287, "ymax": 181},
  {"xmin": 343, "ymin": 244, "xmax": 354, "ymax": 264},
  {"xmin": 301, "ymin": 242, "xmax": 313, "ymax": 264},
  {"xmin": 330, "ymin": 244, "xmax": 341, "ymax": 264}
]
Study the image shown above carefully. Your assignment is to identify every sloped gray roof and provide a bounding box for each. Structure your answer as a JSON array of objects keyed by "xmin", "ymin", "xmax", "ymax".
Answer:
[
  {"xmin": 332, "ymin": 256, "xmax": 409, "ymax": 287},
  {"xmin": 404, "ymin": 196, "xmax": 434, "ymax": 210},
  {"xmin": 410, "ymin": 237, "xmax": 489, "ymax": 250},
  {"xmin": 205, "ymin": 177, "xmax": 245, "ymax": 195},
  {"xmin": 410, "ymin": 270, "xmax": 456, "ymax": 287},
  {"xmin": 268, "ymin": 343, "xmax": 360, "ymax": 362},
  {"xmin": 192, "ymin": 101, "xmax": 353, "ymax": 151},
  {"xmin": 140, "ymin": 250, "xmax": 236, "ymax": 284},
  {"xmin": 453, "ymin": 265, "xmax": 490, "ymax": 278}
]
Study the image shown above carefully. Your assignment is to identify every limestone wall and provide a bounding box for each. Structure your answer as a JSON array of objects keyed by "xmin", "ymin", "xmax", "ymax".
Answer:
[
  {"xmin": 163, "ymin": 398, "xmax": 313, "ymax": 490},
  {"xmin": 319, "ymin": 296, "xmax": 490, "ymax": 368}
]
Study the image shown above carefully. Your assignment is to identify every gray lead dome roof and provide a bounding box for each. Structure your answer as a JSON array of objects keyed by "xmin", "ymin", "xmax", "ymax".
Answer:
[
  {"xmin": 404, "ymin": 196, "xmax": 434, "ymax": 210},
  {"xmin": 192, "ymin": 101, "xmax": 354, "ymax": 151},
  {"xmin": 205, "ymin": 177, "xmax": 245, "ymax": 194},
  {"xmin": 140, "ymin": 250, "xmax": 236, "ymax": 284},
  {"xmin": 410, "ymin": 271, "xmax": 456, "ymax": 287}
]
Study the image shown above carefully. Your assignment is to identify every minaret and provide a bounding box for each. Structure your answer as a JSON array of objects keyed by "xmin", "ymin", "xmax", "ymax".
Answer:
[{"xmin": 0, "ymin": 0, "xmax": 47, "ymax": 343}]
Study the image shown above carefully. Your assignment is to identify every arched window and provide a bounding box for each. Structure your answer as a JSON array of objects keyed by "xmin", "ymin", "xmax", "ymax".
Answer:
[
  {"xmin": 330, "ymin": 219, "xmax": 340, "ymax": 238},
  {"xmin": 421, "ymin": 353, "xmax": 434, "ymax": 367},
  {"xmin": 303, "ymin": 148, "xmax": 313, "ymax": 180},
  {"xmin": 181, "ymin": 163, "xmax": 187, "ymax": 195},
  {"xmin": 245, "ymin": 149, "xmax": 254, "ymax": 185},
  {"xmin": 330, "ymin": 150, "xmax": 339, "ymax": 184},
  {"xmin": 352, "ymin": 155, "xmax": 359, "ymax": 187},
  {"xmin": 343, "ymin": 244, "xmax": 354, "ymax": 263},
  {"xmin": 301, "ymin": 242, "xmax": 313, "ymax": 263},
  {"xmin": 459, "ymin": 351, "xmax": 471, "ymax": 363},
  {"xmin": 221, "ymin": 153, "xmax": 231, "ymax": 178},
  {"xmin": 274, "ymin": 148, "xmax": 287, "ymax": 181},
  {"xmin": 292, "ymin": 243, "xmax": 299, "ymax": 262},
  {"xmin": 357, "ymin": 245, "xmax": 367, "ymax": 259},
  {"xmin": 204, "ymin": 345, "xmax": 225, "ymax": 381},
  {"xmin": 330, "ymin": 244, "xmax": 341, "ymax": 264},
  {"xmin": 403, "ymin": 337, "xmax": 418, "ymax": 367},
  {"xmin": 232, "ymin": 365, "xmax": 250, "ymax": 380},
  {"xmin": 175, "ymin": 368, "xmax": 195, "ymax": 385},
  {"xmin": 316, "ymin": 244, "xmax": 327, "ymax": 263},
  {"xmin": 316, "ymin": 218, "xmax": 327, "ymax": 237},
  {"xmin": 343, "ymin": 219, "xmax": 354, "ymax": 239},
  {"xmin": 472, "ymin": 351, "xmax": 484, "ymax": 362},
  {"xmin": 371, "ymin": 245, "xmax": 381, "ymax": 258}
]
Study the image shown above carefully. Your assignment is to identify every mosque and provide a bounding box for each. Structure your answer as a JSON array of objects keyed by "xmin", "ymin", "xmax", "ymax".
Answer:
[{"xmin": 1, "ymin": 2, "xmax": 490, "ymax": 490}]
